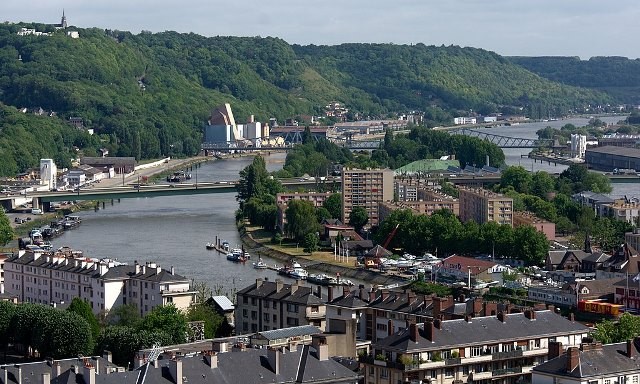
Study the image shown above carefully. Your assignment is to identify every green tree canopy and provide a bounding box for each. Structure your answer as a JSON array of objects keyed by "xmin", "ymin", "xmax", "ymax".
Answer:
[
  {"xmin": 0, "ymin": 209, "xmax": 14, "ymax": 246},
  {"xmin": 348, "ymin": 207, "xmax": 369, "ymax": 232},
  {"xmin": 285, "ymin": 199, "xmax": 319, "ymax": 241},
  {"xmin": 323, "ymin": 193, "xmax": 342, "ymax": 220},
  {"xmin": 139, "ymin": 304, "xmax": 188, "ymax": 345},
  {"xmin": 67, "ymin": 297, "xmax": 100, "ymax": 342}
]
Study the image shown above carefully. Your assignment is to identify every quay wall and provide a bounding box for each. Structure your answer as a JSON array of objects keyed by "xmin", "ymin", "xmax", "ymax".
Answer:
[{"xmin": 239, "ymin": 228, "xmax": 407, "ymax": 287}]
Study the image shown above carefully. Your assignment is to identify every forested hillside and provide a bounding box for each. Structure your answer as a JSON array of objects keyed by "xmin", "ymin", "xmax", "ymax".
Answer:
[
  {"xmin": 509, "ymin": 56, "xmax": 640, "ymax": 104},
  {"xmin": 0, "ymin": 23, "xmax": 612, "ymax": 175}
]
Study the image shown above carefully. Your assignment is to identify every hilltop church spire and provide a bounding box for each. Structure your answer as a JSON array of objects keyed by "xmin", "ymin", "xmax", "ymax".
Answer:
[{"xmin": 60, "ymin": 9, "xmax": 67, "ymax": 29}]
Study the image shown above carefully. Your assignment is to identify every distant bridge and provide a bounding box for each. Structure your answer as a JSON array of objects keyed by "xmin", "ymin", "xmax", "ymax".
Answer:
[
  {"xmin": 202, "ymin": 127, "xmax": 552, "ymax": 151},
  {"xmin": 448, "ymin": 128, "xmax": 553, "ymax": 148}
]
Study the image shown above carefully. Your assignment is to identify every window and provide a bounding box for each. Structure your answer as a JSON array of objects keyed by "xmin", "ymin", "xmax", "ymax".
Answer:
[
  {"xmin": 369, "ymin": 366, "xmax": 374, "ymax": 376},
  {"xmin": 272, "ymin": 314, "xmax": 277, "ymax": 323},
  {"xmin": 243, "ymin": 296, "xmax": 248, "ymax": 304},
  {"xmin": 471, "ymin": 346, "xmax": 483, "ymax": 357},
  {"xmin": 337, "ymin": 308, "xmax": 342, "ymax": 316},
  {"xmin": 445, "ymin": 368, "xmax": 454, "ymax": 378},
  {"xmin": 251, "ymin": 298, "xmax": 257, "ymax": 306},
  {"xmin": 251, "ymin": 311, "xmax": 257, "ymax": 320},
  {"xmin": 633, "ymin": 376, "xmax": 638, "ymax": 384},
  {"xmin": 287, "ymin": 303, "xmax": 298, "ymax": 313},
  {"xmin": 376, "ymin": 323, "xmax": 388, "ymax": 332},
  {"xmin": 243, "ymin": 309, "xmax": 248, "ymax": 318},
  {"xmin": 263, "ymin": 300, "xmax": 269, "ymax": 308},
  {"xmin": 380, "ymin": 368, "xmax": 389, "ymax": 379},
  {"xmin": 264, "ymin": 313, "xmax": 270, "ymax": 322},
  {"xmin": 273, "ymin": 301, "xmax": 277, "ymax": 309}
]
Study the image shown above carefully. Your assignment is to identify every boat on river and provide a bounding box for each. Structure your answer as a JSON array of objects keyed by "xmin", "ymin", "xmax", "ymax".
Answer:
[
  {"xmin": 278, "ymin": 260, "xmax": 308, "ymax": 279},
  {"xmin": 227, "ymin": 248, "xmax": 247, "ymax": 262},
  {"xmin": 205, "ymin": 243, "xmax": 216, "ymax": 250},
  {"xmin": 308, "ymin": 273, "xmax": 354, "ymax": 286},
  {"xmin": 253, "ymin": 258, "xmax": 268, "ymax": 269}
]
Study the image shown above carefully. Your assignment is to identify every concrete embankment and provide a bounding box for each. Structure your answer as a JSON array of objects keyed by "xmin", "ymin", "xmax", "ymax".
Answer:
[{"xmin": 239, "ymin": 228, "xmax": 408, "ymax": 287}]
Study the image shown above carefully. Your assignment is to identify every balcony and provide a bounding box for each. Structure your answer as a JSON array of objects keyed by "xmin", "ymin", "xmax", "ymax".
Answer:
[
  {"xmin": 445, "ymin": 357, "xmax": 461, "ymax": 366},
  {"xmin": 492, "ymin": 367, "xmax": 523, "ymax": 377},
  {"xmin": 471, "ymin": 371, "xmax": 492, "ymax": 380},
  {"xmin": 492, "ymin": 349, "xmax": 523, "ymax": 360}
]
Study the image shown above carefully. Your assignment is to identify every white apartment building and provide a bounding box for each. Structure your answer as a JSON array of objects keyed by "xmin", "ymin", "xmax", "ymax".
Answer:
[
  {"xmin": 570, "ymin": 134, "xmax": 587, "ymax": 159},
  {"xmin": 40, "ymin": 159, "xmax": 57, "ymax": 190},
  {"xmin": 4, "ymin": 250, "xmax": 195, "ymax": 316},
  {"xmin": 454, "ymin": 117, "xmax": 477, "ymax": 125}
]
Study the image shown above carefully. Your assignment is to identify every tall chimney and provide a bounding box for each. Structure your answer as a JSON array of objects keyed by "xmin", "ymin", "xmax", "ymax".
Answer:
[
  {"xmin": 256, "ymin": 278, "xmax": 264, "ymax": 288},
  {"xmin": 327, "ymin": 286, "xmax": 334, "ymax": 302},
  {"xmin": 103, "ymin": 351, "xmax": 112, "ymax": 363},
  {"xmin": 169, "ymin": 359, "xmax": 183, "ymax": 384},
  {"xmin": 566, "ymin": 347, "xmax": 580, "ymax": 373},
  {"xmin": 267, "ymin": 348, "xmax": 280, "ymax": 375},
  {"xmin": 170, "ymin": 266, "xmax": 175, "ymax": 275},
  {"xmin": 425, "ymin": 321, "xmax": 435, "ymax": 342},
  {"xmin": 2, "ymin": 367, "xmax": 7, "ymax": 384},
  {"xmin": 15, "ymin": 365, "xmax": 22, "ymax": 384},
  {"xmin": 524, "ymin": 309, "xmax": 536, "ymax": 320},
  {"xmin": 369, "ymin": 290, "xmax": 376, "ymax": 303},
  {"xmin": 628, "ymin": 339, "xmax": 636, "ymax": 358},
  {"xmin": 204, "ymin": 352, "xmax": 218, "ymax": 369},
  {"xmin": 548, "ymin": 341, "xmax": 563, "ymax": 359},
  {"xmin": 497, "ymin": 311, "xmax": 506, "ymax": 323},
  {"xmin": 82, "ymin": 363, "xmax": 96, "ymax": 384},
  {"xmin": 316, "ymin": 285, "xmax": 321, "ymax": 299},
  {"xmin": 409, "ymin": 323, "xmax": 419, "ymax": 342},
  {"xmin": 276, "ymin": 279, "xmax": 284, "ymax": 293}
]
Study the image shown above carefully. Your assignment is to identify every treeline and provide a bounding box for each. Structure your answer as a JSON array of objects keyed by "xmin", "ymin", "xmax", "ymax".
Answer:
[
  {"xmin": 0, "ymin": 296, "xmax": 229, "ymax": 366},
  {"xmin": 510, "ymin": 56, "xmax": 640, "ymax": 104},
  {"xmin": 0, "ymin": 23, "xmax": 613, "ymax": 176},
  {"xmin": 374, "ymin": 209, "xmax": 549, "ymax": 265},
  {"xmin": 497, "ymin": 164, "xmax": 632, "ymax": 250},
  {"xmin": 373, "ymin": 127, "xmax": 506, "ymax": 169}
]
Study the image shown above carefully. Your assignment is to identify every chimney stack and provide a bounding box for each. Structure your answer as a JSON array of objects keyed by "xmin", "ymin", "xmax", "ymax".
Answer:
[
  {"xmin": 276, "ymin": 279, "xmax": 284, "ymax": 292},
  {"xmin": 291, "ymin": 281, "xmax": 299, "ymax": 294},
  {"xmin": 256, "ymin": 278, "xmax": 264, "ymax": 288},
  {"xmin": 15, "ymin": 365, "xmax": 22, "ymax": 384},
  {"xmin": 170, "ymin": 266, "xmax": 175, "ymax": 275},
  {"xmin": 169, "ymin": 359, "xmax": 183, "ymax": 384},
  {"xmin": 369, "ymin": 290, "xmax": 376, "ymax": 303},
  {"xmin": 2, "ymin": 368, "xmax": 6, "ymax": 384},
  {"xmin": 566, "ymin": 347, "xmax": 580, "ymax": 373},
  {"xmin": 524, "ymin": 309, "xmax": 537, "ymax": 320},
  {"xmin": 327, "ymin": 286, "xmax": 334, "ymax": 302},
  {"xmin": 212, "ymin": 340, "xmax": 228, "ymax": 353},
  {"xmin": 316, "ymin": 285, "xmax": 321, "ymax": 299},
  {"xmin": 359, "ymin": 287, "xmax": 366, "ymax": 301},
  {"xmin": 434, "ymin": 318, "xmax": 442, "ymax": 329},
  {"xmin": 312, "ymin": 336, "xmax": 329, "ymax": 361},
  {"xmin": 425, "ymin": 321, "xmax": 435, "ymax": 342},
  {"xmin": 497, "ymin": 311, "xmax": 506, "ymax": 323},
  {"xmin": 267, "ymin": 347, "xmax": 281, "ymax": 375},
  {"xmin": 82, "ymin": 362, "xmax": 96, "ymax": 384},
  {"xmin": 134, "ymin": 261, "xmax": 140, "ymax": 274},
  {"xmin": 41, "ymin": 372, "xmax": 51, "ymax": 384},
  {"xmin": 569, "ymin": 312, "xmax": 575, "ymax": 322},
  {"xmin": 628, "ymin": 339, "xmax": 636, "ymax": 358},
  {"xmin": 409, "ymin": 323, "xmax": 419, "ymax": 342},
  {"xmin": 203, "ymin": 351, "xmax": 218, "ymax": 369},
  {"xmin": 103, "ymin": 350, "xmax": 112, "ymax": 363},
  {"xmin": 548, "ymin": 341, "xmax": 563, "ymax": 359}
]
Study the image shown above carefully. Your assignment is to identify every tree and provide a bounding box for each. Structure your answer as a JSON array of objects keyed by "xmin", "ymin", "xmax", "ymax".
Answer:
[
  {"xmin": 323, "ymin": 193, "xmax": 342, "ymax": 220},
  {"xmin": 285, "ymin": 199, "xmax": 318, "ymax": 241},
  {"xmin": 0, "ymin": 210, "xmax": 13, "ymax": 246},
  {"xmin": 530, "ymin": 171, "xmax": 556, "ymax": 198},
  {"xmin": 303, "ymin": 232, "xmax": 319, "ymax": 253},
  {"xmin": 186, "ymin": 304, "xmax": 223, "ymax": 339},
  {"xmin": 97, "ymin": 326, "xmax": 171, "ymax": 367},
  {"xmin": 513, "ymin": 225, "xmax": 549, "ymax": 265},
  {"xmin": 139, "ymin": 304, "xmax": 188, "ymax": 345},
  {"xmin": 349, "ymin": 207, "xmax": 369, "ymax": 232},
  {"xmin": 0, "ymin": 301, "xmax": 15, "ymax": 357},
  {"xmin": 67, "ymin": 297, "xmax": 100, "ymax": 343},
  {"xmin": 592, "ymin": 313, "xmax": 640, "ymax": 344},
  {"xmin": 500, "ymin": 166, "xmax": 532, "ymax": 194},
  {"xmin": 315, "ymin": 207, "xmax": 332, "ymax": 223},
  {"xmin": 105, "ymin": 304, "xmax": 141, "ymax": 327}
]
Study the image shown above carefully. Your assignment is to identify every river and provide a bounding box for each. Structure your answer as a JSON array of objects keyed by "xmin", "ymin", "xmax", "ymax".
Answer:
[
  {"xmin": 50, "ymin": 117, "xmax": 638, "ymax": 295},
  {"xmin": 51, "ymin": 153, "xmax": 293, "ymax": 297}
]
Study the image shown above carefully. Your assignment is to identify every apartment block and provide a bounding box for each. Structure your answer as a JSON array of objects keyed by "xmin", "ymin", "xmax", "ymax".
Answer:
[
  {"xmin": 513, "ymin": 211, "xmax": 556, "ymax": 241},
  {"xmin": 342, "ymin": 168, "xmax": 394, "ymax": 226},
  {"xmin": 360, "ymin": 310, "xmax": 589, "ymax": 384},
  {"xmin": 459, "ymin": 187, "xmax": 513, "ymax": 226},
  {"xmin": 378, "ymin": 199, "xmax": 460, "ymax": 223},
  {"xmin": 394, "ymin": 182, "xmax": 419, "ymax": 201},
  {"xmin": 276, "ymin": 192, "xmax": 333, "ymax": 231},
  {"xmin": 601, "ymin": 201, "xmax": 640, "ymax": 223},
  {"xmin": 235, "ymin": 278, "xmax": 325, "ymax": 335},
  {"xmin": 533, "ymin": 340, "xmax": 640, "ymax": 384},
  {"xmin": 4, "ymin": 250, "xmax": 195, "ymax": 316}
]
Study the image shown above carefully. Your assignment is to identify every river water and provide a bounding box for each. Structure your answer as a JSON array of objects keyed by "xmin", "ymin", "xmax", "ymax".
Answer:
[
  {"xmin": 50, "ymin": 117, "xmax": 638, "ymax": 295},
  {"xmin": 51, "ymin": 153, "xmax": 293, "ymax": 297}
]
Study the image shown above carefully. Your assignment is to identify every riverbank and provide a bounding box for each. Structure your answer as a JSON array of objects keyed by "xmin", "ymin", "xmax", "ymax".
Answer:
[{"xmin": 238, "ymin": 224, "xmax": 408, "ymax": 287}]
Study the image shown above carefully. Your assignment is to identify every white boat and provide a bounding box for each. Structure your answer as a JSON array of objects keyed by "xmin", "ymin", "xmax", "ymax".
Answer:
[
  {"xmin": 253, "ymin": 259, "xmax": 268, "ymax": 269},
  {"xmin": 288, "ymin": 261, "xmax": 308, "ymax": 280}
]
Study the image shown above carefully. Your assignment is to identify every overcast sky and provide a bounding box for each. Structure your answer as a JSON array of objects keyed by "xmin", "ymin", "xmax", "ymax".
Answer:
[{"xmin": 2, "ymin": 0, "xmax": 638, "ymax": 58}]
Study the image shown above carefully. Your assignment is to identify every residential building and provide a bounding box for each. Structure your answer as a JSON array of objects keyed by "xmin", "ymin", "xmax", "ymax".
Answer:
[
  {"xmin": 361, "ymin": 310, "xmax": 589, "ymax": 384},
  {"xmin": 249, "ymin": 324, "xmax": 321, "ymax": 348},
  {"xmin": 627, "ymin": 228, "xmax": 640, "ymax": 255},
  {"xmin": 527, "ymin": 278, "xmax": 620, "ymax": 308},
  {"xmin": 453, "ymin": 117, "xmax": 477, "ymax": 125},
  {"xmin": 532, "ymin": 340, "xmax": 640, "ymax": 384},
  {"xmin": 458, "ymin": 187, "xmax": 513, "ymax": 226},
  {"xmin": 378, "ymin": 199, "xmax": 460, "ymax": 223},
  {"xmin": 235, "ymin": 278, "xmax": 325, "ymax": 335},
  {"xmin": 601, "ymin": 201, "xmax": 640, "ymax": 223},
  {"xmin": 572, "ymin": 191, "xmax": 616, "ymax": 216},
  {"xmin": 395, "ymin": 182, "xmax": 419, "ymax": 201},
  {"xmin": 276, "ymin": 192, "xmax": 333, "ymax": 231},
  {"xmin": 570, "ymin": 134, "xmax": 587, "ymax": 159},
  {"xmin": 613, "ymin": 275, "xmax": 640, "ymax": 310},
  {"xmin": 514, "ymin": 211, "xmax": 556, "ymax": 241},
  {"xmin": 206, "ymin": 295, "xmax": 235, "ymax": 327},
  {"xmin": 0, "ymin": 354, "xmax": 125, "ymax": 384},
  {"xmin": 4, "ymin": 250, "xmax": 195, "ymax": 316},
  {"xmin": 439, "ymin": 255, "xmax": 508, "ymax": 285},
  {"xmin": 585, "ymin": 146, "xmax": 640, "ymax": 172},
  {"xmin": 342, "ymin": 168, "xmax": 394, "ymax": 227}
]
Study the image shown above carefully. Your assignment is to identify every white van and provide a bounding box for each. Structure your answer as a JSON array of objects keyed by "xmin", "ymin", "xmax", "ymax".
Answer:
[{"xmin": 31, "ymin": 208, "xmax": 43, "ymax": 215}]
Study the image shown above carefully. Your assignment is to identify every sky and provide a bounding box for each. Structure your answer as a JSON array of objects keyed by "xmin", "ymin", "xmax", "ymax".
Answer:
[{"xmin": 2, "ymin": 0, "xmax": 638, "ymax": 59}]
